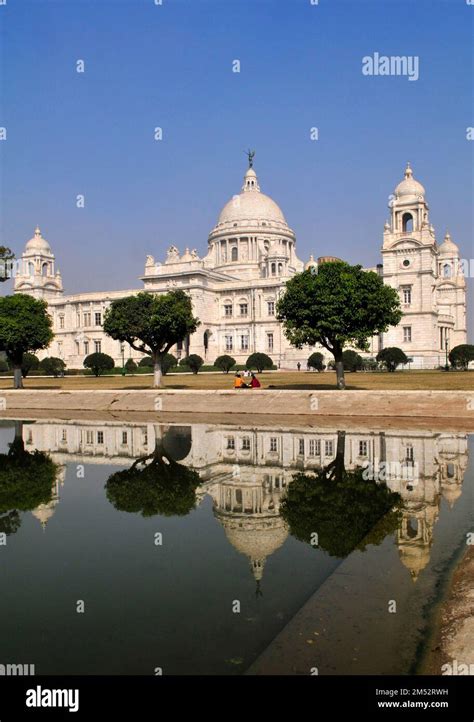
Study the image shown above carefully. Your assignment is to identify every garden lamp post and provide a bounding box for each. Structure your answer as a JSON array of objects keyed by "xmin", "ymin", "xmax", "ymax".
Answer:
[
  {"xmin": 445, "ymin": 337, "xmax": 449, "ymax": 371},
  {"xmin": 121, "ymin": 344, "xmax": 125, "ymax": 376}
]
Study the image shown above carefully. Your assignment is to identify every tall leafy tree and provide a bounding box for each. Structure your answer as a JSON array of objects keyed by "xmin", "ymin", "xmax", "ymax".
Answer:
[
  {"xmin": 277, "ymin": 262, "xmax": 402, "ymax": 389},
  {"xmin": 104, "ymin": 290, "xmax": 199, "ymax": 388},
  {"xmin": 0, "ymin": 294, "xmax": 53, "ymax": 389}
]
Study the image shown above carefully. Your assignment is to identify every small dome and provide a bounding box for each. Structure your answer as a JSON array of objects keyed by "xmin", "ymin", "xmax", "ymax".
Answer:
[
  {"xmin": 25, "ymin": 227, "xmax": 52, "ymax": 254},
  {"xmin": 394, "ymin": 163, "xmax": 425, "ymax": 200},
  {"xmin": 305, "ymin": 254, "xmax": 318, "ymax": 270},
  {"xmin": 438, "ymin": 232, "xmax": 459, "ymax": 255}
]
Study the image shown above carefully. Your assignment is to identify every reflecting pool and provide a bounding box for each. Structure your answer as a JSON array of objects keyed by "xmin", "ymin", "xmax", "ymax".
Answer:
[{"xmin": 0, "ymin": 419, "xmax": 472, "ymax": 675}]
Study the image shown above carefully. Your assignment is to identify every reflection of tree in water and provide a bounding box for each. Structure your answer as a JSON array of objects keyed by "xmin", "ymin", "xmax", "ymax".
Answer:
[
  {"xmin": 106, "ymin": 427, "xmax": 200, "ymax": 517},
  {"xmin": 280, "ymin": 431, "xmax": 401, "ymax": 558},
  {"xmin": 0, "ymin": 422, "xmax": 57, "ymax": 535}
]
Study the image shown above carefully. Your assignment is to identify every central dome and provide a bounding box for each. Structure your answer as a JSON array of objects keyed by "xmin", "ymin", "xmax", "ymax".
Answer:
[{"xmin": 216, "ymin": 167, "xmax": 288, "ymax": 227}]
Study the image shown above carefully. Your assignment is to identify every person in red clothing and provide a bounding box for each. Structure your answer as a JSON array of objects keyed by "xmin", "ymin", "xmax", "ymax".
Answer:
[{"xmin": 250, "ymin": 373, "xmax": 261, "ymax": 388}]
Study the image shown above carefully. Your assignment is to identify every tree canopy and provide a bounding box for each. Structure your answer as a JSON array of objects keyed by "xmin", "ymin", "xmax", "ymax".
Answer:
[
  {"xmin": 246, "ymin": 352, "xmax": 273, "ymax": 373},
  {"xmin": 0, "ymin": 294, "xmax": 54, "ymax": 388},
  {"xmin": 214, "ymin": 355, "xmax": 236, "ymax": 373},
  {"xmin": 307, "ymin": 352, "xmax": 325, "ymax": 371},
  {"xmin": 39, "ymin": 357, "xmax": 66, "ymax": 377},
  {"xmin": 103, "ymin": 290, "xmax": 199, "ymax": 387},
  {"xmin": 83, "ymin": 352, "xmax": 115, "ymax": 376},
  {"xmin": 449, "ymin": 344, "xmax": 474, "ymax": 371},
  {"xmin": 21, "ymin": 353, "xmax": 40, "ymax": 378},
  {"xmin": 342, "ymin": 349, "xmax": 364, "ymax": 372},
  {"xmin": 277, "ymin": 262, "xmax": 402, "ymax": 389},
  {"xmin": 181, "ymin": 354, "xmax": 204, "ymax": 374},
  {"xmin": 376, "ymin": 347, "xmax": 408, "ymax": 372}
]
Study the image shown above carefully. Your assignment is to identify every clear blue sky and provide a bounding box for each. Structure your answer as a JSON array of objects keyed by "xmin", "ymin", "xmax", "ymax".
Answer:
[{"xmin": 0, "ymin": 0, "xmax": 472, "ymax": 331}]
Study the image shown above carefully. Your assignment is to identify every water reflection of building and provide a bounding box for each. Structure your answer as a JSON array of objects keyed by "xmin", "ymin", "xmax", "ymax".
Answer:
[
  {"xmin": 31, "ymin": 465, "xmax": 66, "ymax": 531},
  {"xmin": 21, "ymin": 421, "xmax": 469, "ymax": 579}
]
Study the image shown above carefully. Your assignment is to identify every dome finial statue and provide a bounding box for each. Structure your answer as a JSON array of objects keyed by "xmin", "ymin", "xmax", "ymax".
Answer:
[
  {"xmin": 245, "ymin": 149, "xmax": 255, "ymax": 168},
  {"xmin": 405, "ymin": 162, "xmax": 412, "ymax": 178}
]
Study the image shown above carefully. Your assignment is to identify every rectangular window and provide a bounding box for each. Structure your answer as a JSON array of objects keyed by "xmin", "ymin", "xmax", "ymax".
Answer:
[
  {"xmin": 270, "ymin": 437, "xmax": 277, "ymax": 453},
  {"xmin": 239, "ymin": 303, "xmax": 248, "ymax": 316},
  {"xmin": 84, "ymin": 341, "xmax": 89, "ymax": 355},
  {"xmin": 94, "ymin": 340, "xmax": 102, "ymax": 353},
  {"xmin": 402, "ymin": 287, "xmax": 412, "ymax": 305},
  {"xmin": 298, "ymin": 438, "xmax": 305, "ymax": 455},
  {"xmin": 325, "ymin": 440, "xmax": 334, "ymax": 456},
  {"xmin": 76, "ymin": 312, "xmax": 81, "ymax": 327},
  {"xmin": 240, "ymin": 335, "xmax": 249, "ymax": 351},
  {"xmin": 403, "ymin": 326, "xmax": 412, "ymax": 343},
  {"xmin": 242, "ymin": 437, "xmax": 250, "ymax": 451},
  {"xmin": 359, "ymin": 440, "xmax": 368, "ymax": 456},
  {"xmin": 406, "ymin": 445, "xmax": 414, "ymax": 462},
  {"xmin": 61, "ymin": 429, "xmax": 67, "ymax": 443},
  {"xmin": 59, "ymin": 315, "xmax": 65, "ymax": 329},
  {"xmin": 86, "ymin": 430, "xmax": 93, "ymax": 444},
  {"xmin": 267, "ymin": 333, "xmax": 274, "ymax": 352},
  {"xmin": 267, "ymin": 301, "xmax": 275, "ymax": 316},
  {"xmin": 83, "ymin": 312, "xmax": 91, "ymax": 326},
  {"xmin": 227, "ymin": 437, "xmax": 235, "ymax": 450},
  {"xmin": 122, "ymin": 431, "xmax": 128, "ymax": 445},
  {"xmin": 225, "ymin": 335, "xmax": 233, "ymax": 352},
  {"xmin": 224, "ymin": 304, "xmax": 232, "ymax": 317},
  {"xmin": 97, "ymin": 431, "xmax": 104, "ymax": 444},
  {"xmin": 95, "ymin": 312, "xmax": 102, "ymax": 326},
  {"xmin": 309, "ymin": 439, "xmax": 320, "ymax": 457}
]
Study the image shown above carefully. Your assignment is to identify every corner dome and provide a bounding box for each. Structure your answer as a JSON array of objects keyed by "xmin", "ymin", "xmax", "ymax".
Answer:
[
  {"xmin": 438, "ymin": 231, "xmax": 459, "ymax": 255},
  {"xmin": 25, "ymin": 227, "xmax": 52, "ymax": 254},
  {"xmin": 216, "ymin": 166, "xmax": 288, "ymax": 227},
  {"xmin": 395, "ymin": 163, "xmax": 425, "ymax": 200}
]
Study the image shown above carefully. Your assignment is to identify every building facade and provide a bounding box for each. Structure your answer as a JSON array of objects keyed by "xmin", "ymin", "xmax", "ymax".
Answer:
[{"xmin": 13, "ymin": 162, "xmax": 467, "ymax": 369}]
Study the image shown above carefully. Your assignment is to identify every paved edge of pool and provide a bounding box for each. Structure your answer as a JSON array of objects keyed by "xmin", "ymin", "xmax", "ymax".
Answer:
[{"xmin": 0, "ymin": 389, "xmax": 473, "ymax": 419}]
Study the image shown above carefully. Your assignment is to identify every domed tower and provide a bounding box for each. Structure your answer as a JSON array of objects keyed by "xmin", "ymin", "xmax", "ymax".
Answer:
[
  {"xmin": 206, "ymin": 161, "xmax": 303, "ymax": 280},
  {"xmin": 435, "ymin": 233, "xmax": 466, "ymax": 351},
  {"xmin": 14, "ymin": 227, "xmax": 63, "ymax": 299}
]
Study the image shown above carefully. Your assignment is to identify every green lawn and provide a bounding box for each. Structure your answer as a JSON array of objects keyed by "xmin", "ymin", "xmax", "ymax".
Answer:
[{"xmin": 1, "ymin": 370, "xmax": 473, "ymax": 391}]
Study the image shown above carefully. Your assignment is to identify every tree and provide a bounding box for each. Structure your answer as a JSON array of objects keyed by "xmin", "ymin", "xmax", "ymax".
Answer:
[
  {"xmin": 307, "ymin": 352, "xmax": 325, "ymax": 372},
  {"xmin": 162, "ymin": 353, "xmax": 178, "ymax": 376},
  {"xmin": 39, "ymin": 356, "xmax": 66, "ymax": 377},
  {"xmin": 214, "ymin": 355, "xmax": 236, "ymax": 373},
  {"xmin": 376, "ymin": 347, "xmax": 408, "ymax": 372},
  {"xmin": 83, "ymin": 352, "xmax": 115, "ymax": 377},
  {"xmin": 103, "ymin": 290, "xmax": 199, "ymax": 388},
  {"xmin": 21, "ymin": 353, "xmax": 40, "ymax": 378},
  {"xmin": 342, "ymin": 349, "xmax": 364, "ymax": 372},
  {"xmin": 280, "ymin": 431, "xmax": 401, "ymax": 557},
  {"xmin": 181, "ymin": 354, "xmax": 204, "ymax": 374},
  {"xmin": 124, "ymin": 358, "xmax": 138, "ymax": 374},
  {"xmin": 105, "ymin": 434, "xmax": 200, "ymax": 517},
  {"xmin": 246, "ymin": 352, "xmax": 273, "ymax": 373},
  {"xmin": 0, "ymin": 294, "xmax": 54, "ymax": 389},
  {"xmin": 277, "ymin": 262, "xmax": 402, "ymax": 389},
  {"xmin": 449, "ymin": 344, "xmax": 474, "ymax": 371},
  {"xmin": 0, "ymin": 359, "xmax": 9, "ymax": 372},
  {"xmin": 0, "ymin": 246, "xmax": 14, "ymax": 282}
]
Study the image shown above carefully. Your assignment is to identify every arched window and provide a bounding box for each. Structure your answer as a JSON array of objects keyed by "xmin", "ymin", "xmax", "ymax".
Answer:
[
  {"xmin": 402, "ymin": 213, "xmax": 413, "ymax": 232},
  {"xmin": 278, "ymin": 262, "xmax": 283, "ymax": 275},
  {"xmin": 443, "ymin": 264, "xmax": 452, "ymax": 278},
  {"xmin": 271, "ymin": 263, "xmax": 276, "ymax": 276},
  {"xmin": 28, "ymin": 262, "xmax": 35, "ymax": 276},
  {"xmin": 407, "ymin": 518, "xmax": 418, "ymax": 539},
  {"xmin": 231, "ymin": 246, "xmax": 238, "ymax": 262},
  {"xmin": 447, "ymin": 463, "xmax": 455, "ymax": 478},
  {"xmin": 41, "ymin": 263, "xmax": 48, "ymax": 276}
]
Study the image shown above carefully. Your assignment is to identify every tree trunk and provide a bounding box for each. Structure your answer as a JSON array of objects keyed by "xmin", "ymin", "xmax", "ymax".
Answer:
[
  {"xmin": 333, "ymin": 350, "xmax": 345, "ymax": 390},
  {"xmin": 13, "ymin": 366, "xmax": 23, "ymax": 389},
  {"xmin": 153, "ymin": 354, "xmax": 162, "ymax": 388}
]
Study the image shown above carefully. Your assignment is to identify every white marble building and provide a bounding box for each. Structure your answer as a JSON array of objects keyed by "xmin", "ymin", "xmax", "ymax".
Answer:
[{"xmin": 13, "ymin": 162, "xmax": 466, "ymax": 369}]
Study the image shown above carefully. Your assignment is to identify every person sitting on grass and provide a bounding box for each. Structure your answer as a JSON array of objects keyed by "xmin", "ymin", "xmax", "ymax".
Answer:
[
  {"xmin": 250, "ymin": 372, "xmax": 261, "ymax": 388},
  {"xmin": 234, "ymin": 372, "xmax": 248, "ymax": 389}
]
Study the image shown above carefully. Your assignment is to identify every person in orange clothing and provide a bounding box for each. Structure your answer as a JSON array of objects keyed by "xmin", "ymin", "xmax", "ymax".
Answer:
[
  {"xmin": 234, "ymin": 372, "xmax": 248, "ymax": 388},
  {"xmin": 250, "ymin": 373, "xmax": 261, "ymax": 388}
]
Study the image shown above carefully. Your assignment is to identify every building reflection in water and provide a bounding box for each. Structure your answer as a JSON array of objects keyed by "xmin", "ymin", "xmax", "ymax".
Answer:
[{"xmin": 20, "ymin": 421, "xmax": 469, "ymax": 583}]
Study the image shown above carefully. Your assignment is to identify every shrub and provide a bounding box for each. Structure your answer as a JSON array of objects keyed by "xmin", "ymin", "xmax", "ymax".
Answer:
[
  {"xmin": 124, "ymin": 359, "xmax": 138, "ymax": 373},
  {"xmin": 0, "ymin": 359, "xmax": 9, "ymax": 372},
  {"xmin": 138, "ymin": 356, "xmax": 153, "ymax": 368},
  {"xmin": 181, "ymin": 354, "xmax": 204, "ymax": 374},
  {"xmin": 21, "ymin": 353, "xmax": 40, "ymax": 378},
  {"xmin": 342, "ymin": 350, "xmax": 364, "ymax": 372},
  {"xmin": 362, "ymin": 357, "xmax": 378, "ymax": 371},
  {"xmin": 449, "ymin": 344, "xmax": 474, "ymax": 371},
  {"xmin": 83, "ymin": 352, "xmax": 115, "ymax": 377},
  {"xmin": 162, "ymin": 353, "xmax": 178, "ymax": 376},
  {"xmin": 376, "ymin": 347, "xmax": 408, "ymax": 372},
  {"xmin": 246, "ymin": 353, "xmax": 273, "ymax": 373},
  {"xmin": 214, "ymin": 355, "xmax": 236, "ymax": 373},
  {"xmin": 39, "ymin": 357, "xmax": 66, "ymax": 377},
  {"xmin": 307, "ymin": 352, "xmax": 325, "ymax": 371}
]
